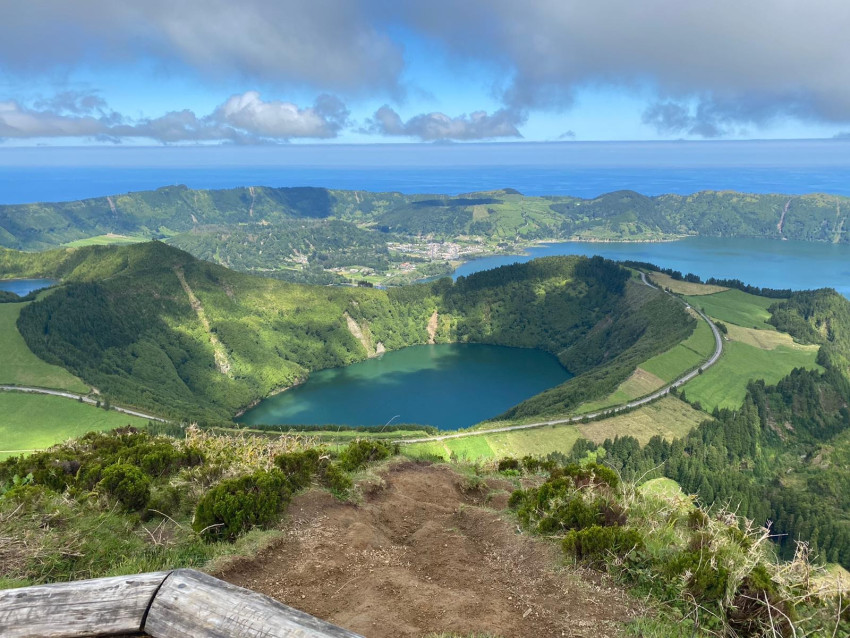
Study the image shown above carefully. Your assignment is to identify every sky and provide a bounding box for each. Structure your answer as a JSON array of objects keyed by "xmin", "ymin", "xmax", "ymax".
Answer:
[{"xmin": 1, "ymin": 1, "xmax": 850, "ymax": 145}]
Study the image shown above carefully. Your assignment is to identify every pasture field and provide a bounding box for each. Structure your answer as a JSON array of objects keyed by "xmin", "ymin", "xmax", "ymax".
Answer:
[
  {"xmin": 576, "ymin": 367, "xmax": 666, "ymax": 413},
  {"xmin": 63, "ymin": 234, "xmax": 146, "ymax": 247},
  {"xmin": 0, "ymin": 392, "xmax": 148, "ymax": 459},
  {"xmin": 685, "ymin": 289, "xmax": 777, "ymax": 329},
  {"xmin": 724, "ymin": 323, "xmax": 818, "ymax": 351},
  {"xmin": 650, "ymin": 272, "xmax": 728, "ymax": 295},
  {"xmin": 680, "ymin": 340, "xmax": 822, "ymax": 411},
  {"xmin": 639, "ymin": 319, "xmax": 716, "ymax": 382},
  {"xmin": 0, "ymin": 303, "xmax": 89, "ymax": 392},
  {"xmin": 402, "ymin": 396, "xmax": 705, "ymax": 461}
]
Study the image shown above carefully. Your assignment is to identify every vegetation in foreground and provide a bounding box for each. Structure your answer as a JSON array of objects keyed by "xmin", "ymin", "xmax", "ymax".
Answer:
[
  {"xmin": 0, "ymin": 427, "xmax": 393, "ymax": 588},
  {"xmin": 2, "ymin": 422, "xmax": 846, "ymax": 637},
  {"xmin": 505, "ymin": 459, "xmax": 846, "ymax": 636}
]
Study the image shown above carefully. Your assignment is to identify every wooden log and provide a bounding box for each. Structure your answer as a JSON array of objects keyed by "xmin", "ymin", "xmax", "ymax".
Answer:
[
  {"xmin": 0, "ymin": 571, "xmax": 169, "ymax": 638},
  {"xmin": 144, "ymin": 569, "xmax": 363, "ymax": 638}
]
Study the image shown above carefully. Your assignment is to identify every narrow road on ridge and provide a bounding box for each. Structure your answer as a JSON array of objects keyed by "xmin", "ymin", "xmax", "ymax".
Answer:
[
  {"xmin": 395, "ymin": 271, "xmax": 723, "ymax": 445},
  {"xmin": 0, "ymin": 384, "xmax": 166, "ymax": 422}
]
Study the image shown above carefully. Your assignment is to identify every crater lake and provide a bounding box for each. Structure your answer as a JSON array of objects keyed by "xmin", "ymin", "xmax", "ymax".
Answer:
[{"xmin": 237, "ymin": 343, "xmax": 572, "ymax": 430}]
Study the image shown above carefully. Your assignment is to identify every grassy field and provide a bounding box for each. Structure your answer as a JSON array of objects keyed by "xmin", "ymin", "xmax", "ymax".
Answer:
[
  {"xmin": 680, "ymin": 340, "xmax": 822, "ymax": 411},
  {"xmin": 650, "ymin": 272, "xmax": 728, "ymax": 295},
  {"xmin": 0, "ymin": 392, "xmax": 149, "ymax": 459},
  {"xmin": 640, "ymin": 319, "xmax": 716, "ymax": 382},
  {"xmin": 577, "ymin": 368, "xmax": 666, "ymax": 413},
  {"xmin": 402, "ymin": 396, "xmax": 705, "ymax": 461},
  {"xmin": 0, "ymin": 303, "xmax": 89, "ymax": 392},
  {"xmin": 724, "ymin": 323, "xmax": 817, "ymax": 351},
  {"xmin": 63, "ymin": 234, "xmax": 146, "ymax": 247},
  {"xmin": 685, "ymin": 289, "xmax": 777, "ymax": 329}
]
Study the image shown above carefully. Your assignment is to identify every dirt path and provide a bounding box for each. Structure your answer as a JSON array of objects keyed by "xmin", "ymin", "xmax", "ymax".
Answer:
[
  {"xmin": 217, "ymin": 462, "xmax": 639, "ymax": 638},
  {"xmin": 174, "ymin": 266, "xmax": 233, "ymax": 376},
  {"xmin": 777, "ymin": 198, "xmax": 791, "ymax": 234}
]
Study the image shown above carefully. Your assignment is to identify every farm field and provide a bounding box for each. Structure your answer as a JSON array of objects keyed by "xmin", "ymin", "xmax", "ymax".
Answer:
[
  {"xmin": 680, "ymin": 340, "xmax": 821, "ymax": 411},
  {"xmin": 0, "ymin": 303, "xmax": 89, "ymax": 393},
  {"xmin": 639, "ymin": 319, "xmax": 716, "ymax": 382},
  {"xmin": 63, "ymin": 234, "xmax": 146, "ymax": 247},
  {"xmin": 0, "ymin": 392, "xmax": 148, "ymax": 460},
  {"xmin": 685, "ymin": 289, "xmax": 777, "ymax": 329},
  {"xmin": 650, "ymin": 272, "xmax": 728, "ymax": 295},
  {"xmin": 402, "ymin": 396, "xmax": 705, "ymax": 461}
]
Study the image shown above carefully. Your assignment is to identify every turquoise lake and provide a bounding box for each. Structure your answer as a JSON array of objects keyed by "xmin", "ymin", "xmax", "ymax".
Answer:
[
  {"xmin": 0, "ymin": 279, "xmax": 57, "ymax": 296},
  {"xmin": 238, "ymin": 343, "xmax": 571, "ymax": 430},
  {"xmin": 453, "ymin": 237, "xmax": 850, "ymax": 298}
]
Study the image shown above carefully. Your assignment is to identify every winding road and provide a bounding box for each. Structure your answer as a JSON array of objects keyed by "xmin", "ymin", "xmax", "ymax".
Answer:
[
  {"xmin": 395, "ymin": 272, "xmax": 723, "ymax": 445},
  {"xmin": 0, "ymin": 385, "xmax": 166, "ymax": 422},
  {"xmin": 0, "ymin": 270, "xmax": 722, "ymax": 450}
]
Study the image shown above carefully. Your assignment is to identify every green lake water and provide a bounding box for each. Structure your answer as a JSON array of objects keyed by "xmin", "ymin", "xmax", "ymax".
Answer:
[{"xmin": 238, "ymin": 343, "xmax": 571, "ymax": 430}]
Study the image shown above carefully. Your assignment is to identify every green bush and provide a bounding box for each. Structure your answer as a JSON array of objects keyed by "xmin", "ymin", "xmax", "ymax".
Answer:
[
  {"xmin": 664, "ymin": 550, "xmax": 730, "ymax": 605},
  {"xmin": 146, "ymin": 485, "xmax": 182, "ymax": 518},
  {"xmin": 550, "ymin": 462, "xmax": 619, "ymax": 489},
  {"xmin": 274, "ymin": 448, "xmax": 322, "ymax": 490},
  {"xmin": 337, "ymin": 440, "xmax": 392, "ymax": 472},
  {"xmin": 193, "ymin": 469, "xmax": 291, "ymax": 542},
  {"xmin": 562, "ymin": 525, "xmax": 644, "ymax": 562},
  {"xmin": 319, "ymin": 462, "xmax": 353, "ymax": 495},
  {"xmin": 99, "ymin": 464, "xmax": 151, "ymax": 511},
  {"xmin": 497, "ymin": 457, "xmax": 520, "ymax": 472}
]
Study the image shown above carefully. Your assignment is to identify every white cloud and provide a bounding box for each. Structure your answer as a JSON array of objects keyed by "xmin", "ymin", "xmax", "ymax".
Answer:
[
  {"xmin": 0, "ymin": 92, "xmax": 349, "ymax": 143},
  {"xmin": 366, "ymin": 106, "xmax": 523, "ymax": 141}
]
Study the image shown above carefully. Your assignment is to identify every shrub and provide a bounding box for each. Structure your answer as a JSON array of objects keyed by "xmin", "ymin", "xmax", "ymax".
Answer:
[
  {"xmin": 99, "ymin": 463, "xmax": 151, "ymax": 511},
  {"xmin": 274, "ymin": 448, "xmax": 322, "ymax": 490},
  {"xmin": 562, "ymin": 525, "xmax": 644, "ymax": 562},
  {"xmin": 193, "ymin": 469, "xmax": 291, "ymax": 542},
  {"xmin": 664, "ymin": 550, "xmax": 730, "ymax": 605},
  {"xmin": 497, "ymin": 457, "xmax": 520, "ymax": 472},
  {"xmin": 319, "ymin": 462, "xmax": 353, "ymax": 495},
  {"xmin": 146, "ymin": 485, "xmax": 182, "ymax": 518},
  {"xmin": 521, "ymin": 456, "xmax": 540, "ymax": 473},
  {"xmin": 337, "ymin": 440, "xmax": 392, "ymax": 472}
]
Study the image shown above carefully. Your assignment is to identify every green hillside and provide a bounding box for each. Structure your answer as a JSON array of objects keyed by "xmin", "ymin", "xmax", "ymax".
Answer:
[
  {"xmin": 6, "ymin": 243, "xmax": 694, "ymax": 422},
  {"xmin": 3, "ymin": 186, "xmax": 850, "ymax": 286}
]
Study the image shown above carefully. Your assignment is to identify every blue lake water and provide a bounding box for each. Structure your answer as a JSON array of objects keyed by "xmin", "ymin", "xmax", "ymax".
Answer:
[
  {"xmin": 0, "ymin": 279, "xmax": 57, "ymax": 296},
  {"xmin": 238, "ymin": 343, "xmax": 571, "ymax": 429},
  {"xmin": 453, "ymin": 237, "xmax": 850, "ymax": 298}
]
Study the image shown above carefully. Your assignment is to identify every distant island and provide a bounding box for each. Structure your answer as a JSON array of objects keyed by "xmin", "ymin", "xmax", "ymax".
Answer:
[{"xmin": 2, "ymin": 185, "xmax": 848, "ymax": 286}]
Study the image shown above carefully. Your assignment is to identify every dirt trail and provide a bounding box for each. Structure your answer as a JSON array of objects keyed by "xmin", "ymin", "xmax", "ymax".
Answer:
[
  {"xmin": 426, "ymin": 310, "xmax": 438, "ymax": 344},
  {"xmin": 174, "ymin": 266, "xmax": 233, "ymax": 376},
  {"xmin": 777, "ymin": 199, "xmax": 791, "ymax": 234},
  {"xmin": 217, "ymin": 462, "xmax": 639, "ymax": 638}
]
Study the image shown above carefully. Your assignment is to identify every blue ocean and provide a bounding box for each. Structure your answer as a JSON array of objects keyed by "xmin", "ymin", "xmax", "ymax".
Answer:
[{"xmin": 1, "ymin": 140, "xmax": 850, "ymax": 204}]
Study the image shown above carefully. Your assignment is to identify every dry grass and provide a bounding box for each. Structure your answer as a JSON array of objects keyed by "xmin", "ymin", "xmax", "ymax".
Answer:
[
  {"xmin": 576, "ymin": 396, "xmax": 706, "ymax": 445},
  {"xmin": 650, "ymin": 272, "xmax": 728, "ymax": 295},
  {"xmin": 724, "ymin": 323, "xmax": 820, "ymax": 352}
]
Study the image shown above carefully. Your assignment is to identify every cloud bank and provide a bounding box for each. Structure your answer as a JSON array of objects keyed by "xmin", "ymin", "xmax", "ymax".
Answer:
[
  {"xmin": 0, "ymin": 92, "xmax": 349, "ymax": 143},
  {"xmin": 3, "ymin": 1, "xmax": 850, "ymax": 137}
]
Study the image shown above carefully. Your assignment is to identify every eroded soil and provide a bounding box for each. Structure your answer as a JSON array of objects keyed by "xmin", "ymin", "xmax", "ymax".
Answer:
[{"xmin": 217, "ymin": 461, "xmax": 640, "ymax": 638}]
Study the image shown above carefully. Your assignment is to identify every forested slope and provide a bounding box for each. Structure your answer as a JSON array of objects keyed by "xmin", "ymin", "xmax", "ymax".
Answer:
[
  {"xmin": 577, "ymin": 288, "xmax": 850, "ymax": 567},
  {"xmin": 7, "ymin": 243, "xmax": 692, "ymax": 423}
]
